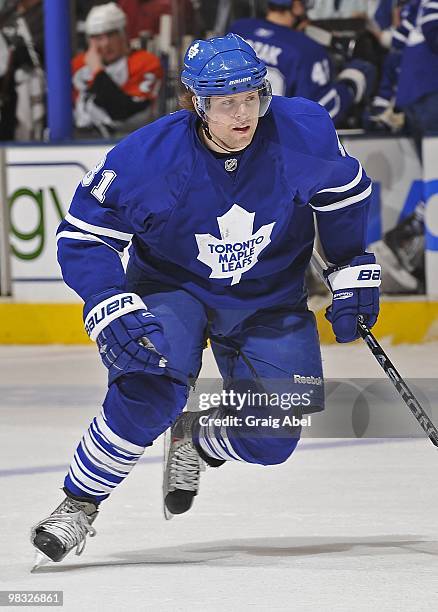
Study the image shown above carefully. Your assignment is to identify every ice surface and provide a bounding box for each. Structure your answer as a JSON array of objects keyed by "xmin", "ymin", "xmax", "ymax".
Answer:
[{"xmin": 1, "ymin": 343, "xmax": 437, "ymax": 611}]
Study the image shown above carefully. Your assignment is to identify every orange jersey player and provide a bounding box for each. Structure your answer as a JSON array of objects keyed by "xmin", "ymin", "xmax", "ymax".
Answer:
[{"xmin": 72, "ymin": 2, "xmax": 163, "ymax": 137}]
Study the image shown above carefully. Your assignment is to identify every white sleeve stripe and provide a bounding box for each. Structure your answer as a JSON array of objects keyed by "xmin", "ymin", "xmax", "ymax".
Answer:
[
  {"xmin": 311, "ymin": 183, "xmax": 372, "ymax": 212},
  {"xmin": 420, "ymin": 13, "xmax": 438, "ymax": 24},
  {"xmin": 318, "ymin": 88, "xmax": 341, "ymax": 119},
  {"xmin": 65, "ymin": 212, "xmax": 133, "ymax": 242},
  {"xmin": 392, "ymin": 30, "xmax": 407, "ymax": 42},
  {"xmin": 401, "ymin": 19, "xmax": 414, "ymax": 30},
  {"xmin": 56, "ymin": 230, "xmax": 122, "ymax": 254},
  {"xmin": 316, "ymin": 163, "xmax": 363, "ymax": 194},
  {"xmin": 317, "ymin": 87, "xmax": 337, "ymax": 106},
  {"xmin": 424, "ymin": 2, "xmax": 438, "ymax": 9},
  {"xmin": 373, "ymin": 97, "xmax": 391, "ymax": 107}
]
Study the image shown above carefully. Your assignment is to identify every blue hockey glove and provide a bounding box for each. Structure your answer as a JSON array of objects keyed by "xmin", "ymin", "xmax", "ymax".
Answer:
[
  {"xmin": 337, "ymin": 59, "xmax": 376, "ymax": 104},
  {"xmin": 324, "ymin": 253, "xmax": 381, "ymax": 343},
  {"xmin": 84, "ymin": 290, "xmax": 169, "ymax": 381}
]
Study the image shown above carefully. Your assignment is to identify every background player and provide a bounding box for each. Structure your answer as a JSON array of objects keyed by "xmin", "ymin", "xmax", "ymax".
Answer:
[
  {"xmin": 229, "ymin": 0, "xmax": 376, "ymax": 126},
  {"xmin": 72, "ymin": 2, "xmax": 163, "ymax": 137},
  {"xmin": 365, "ymin": 0, "xmax": 438, "ymax": 293}
]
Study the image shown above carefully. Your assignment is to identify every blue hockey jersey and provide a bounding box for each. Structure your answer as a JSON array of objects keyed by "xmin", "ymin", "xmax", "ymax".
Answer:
[
  {"xmin": 228, "ymin": 18, "xmax": 354, "ymax": 124},
  {"xmin": 394, "ymin": 0, "xmax": 438, "ymax": 108},
  {"xmin": 57, "ymin": 96, "xmax": 372, "ymax": 310}
]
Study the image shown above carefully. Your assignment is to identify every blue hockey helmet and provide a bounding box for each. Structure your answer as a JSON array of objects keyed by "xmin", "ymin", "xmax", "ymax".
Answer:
[
  {"xmin": 181, "ymin": 33, "xmax": 272, "ymax": 120},
  {"xmin": 181, "ymin": 33, "xmax": 268, "ymax": 97}
]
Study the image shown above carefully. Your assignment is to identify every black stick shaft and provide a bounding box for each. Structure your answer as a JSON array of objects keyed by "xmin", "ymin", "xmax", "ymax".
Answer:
[{"xmin": 357, "ymin": 318, "xmax": 438, "ymax": 446}]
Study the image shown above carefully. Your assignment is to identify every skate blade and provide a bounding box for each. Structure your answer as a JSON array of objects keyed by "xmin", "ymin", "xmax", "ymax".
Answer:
[
  {"xmin": 162, "ymin": 427, "xmax": 174, "ymax": 521},
  {"xmin": 163, "ymin": 505, "xmax": 175, "ymax": 521},
  {"xmin": 31, "ymin": 550, "xmax": 50, "ymax": 572}
]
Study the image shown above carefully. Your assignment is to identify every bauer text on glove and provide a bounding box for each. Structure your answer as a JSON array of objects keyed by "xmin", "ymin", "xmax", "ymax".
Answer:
[
  {"xmin": 84, "ymin": 291, "xmax": 169, "ymax": 381},
  {"xmin": 324, "ymin": 253, "xmax": 381, "ymax": 343}
]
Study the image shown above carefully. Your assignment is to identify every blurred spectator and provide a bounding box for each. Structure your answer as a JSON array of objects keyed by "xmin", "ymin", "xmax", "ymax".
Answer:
[
  {"xmin": 303, "ymin": 1, "xmax": 392, "ymax": 78},
  {"xmin": 229, "ymin": 0, "xmax": 376, "ymax": 127},
  {"xmin": 366, "ymin": 0, "xmax": 438, "ymax": 294},
  {"xmin": 210, "ymin": 0, "xmax": 258, "ymax": 36},
  {"xmin": 72, "ymin": 2, "xmax": 163, "ymax": 138},
  {"xmin": 394, "ymin": 0, "xmax": 438, "ymax": 152},
  {"xmin": 75, "ymin": 1, "xmax": 120, "ymax": 54},
  {"xmin": 118, "ymin": 0, "xmax": 204, "ymax": 42},
  {"xmin": 0, "ymin": 31, "xmax": 7, "ymax": 75},
  {"xmin": 0, "ymin": 0, "xmax": 45, "ymax": 140},
  {"xmin": 76, "ymin": 1, "xmax": 111, "ymax": 23},
  {"xmin": 362, "ymin": 3, "xmax": 410, "ymax": 135},
  {"xmin": 365, "ymin": 0, "xmax": 438, "ymax": 146},
  {"xmin": 307, "ymin": 0, "xmax": 371, "ymax": 20},
  {"xmin": 369, "ymin": 0, "xmax": 401, "ymax": 47},
  {"xmin": 118, "ymin": 0, "xmax": 171, "ymax": 39},
  {"xmin": 0, "ymin": 29, "xmax": 13, "ymax": 138},
  {"xmin": 362, "ymin": 48, "xmax": 404, "ymax": 132},
  {"xmin": 290, "ymin": 0, "xmax": 311, "ymax": 30}
]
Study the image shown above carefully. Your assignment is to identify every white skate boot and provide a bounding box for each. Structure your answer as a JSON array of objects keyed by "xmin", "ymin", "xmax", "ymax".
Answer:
[
  {"xmin": 31, "ymin": 491, "xmax": 98, "ymax": 569},
  {"xmin": 163, "ymin": 410, "xmax": 225, "ymax": 519},
  {"xmin": 163, "ymin": 411, "xmax": 205, "ymax": 519}
]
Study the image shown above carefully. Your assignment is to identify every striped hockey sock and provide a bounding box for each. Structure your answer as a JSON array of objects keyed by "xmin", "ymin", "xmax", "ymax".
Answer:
[
  {"xmin": 64, "ymin": 406, "xmax": 145, "ymax": 502},
  {"xmin": 196, "ymin": 409, "xmax": 243, "ymax": 462}
]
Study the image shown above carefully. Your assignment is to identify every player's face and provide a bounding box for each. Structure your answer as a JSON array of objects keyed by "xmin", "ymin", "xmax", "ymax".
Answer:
[
  {"xmin": 89, "ymin": 31, "xmax": 127, "ymax": 64},
  {"xmin": 206, "ymin": 90, "xmax": 260, "ymax": 150}
]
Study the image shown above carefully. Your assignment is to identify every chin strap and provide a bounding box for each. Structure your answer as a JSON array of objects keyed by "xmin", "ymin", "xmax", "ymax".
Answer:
[
  {"xmin": 195, "ymin": 94, "xmax": 242, "ymax": 154},
  {"xmin": 202, "ymin": 122, "xmax": 236, "ymax": 154}
]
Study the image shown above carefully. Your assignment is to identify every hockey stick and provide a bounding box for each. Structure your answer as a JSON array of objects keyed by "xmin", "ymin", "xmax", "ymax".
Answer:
[{"xmin": 311, "ymin": 248, "xmax": 438, "ymax": 448}]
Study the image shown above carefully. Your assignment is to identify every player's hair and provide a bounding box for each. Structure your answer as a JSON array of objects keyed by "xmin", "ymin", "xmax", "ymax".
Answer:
[{"xmin": 178, "ymin": 90, "xmax": 196, "ymax": 113}]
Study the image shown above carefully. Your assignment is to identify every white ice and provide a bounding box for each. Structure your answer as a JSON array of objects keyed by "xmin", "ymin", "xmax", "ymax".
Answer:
[{"xmin": 1, "ymin": 342, "xmax": 438, "ymax": 612}]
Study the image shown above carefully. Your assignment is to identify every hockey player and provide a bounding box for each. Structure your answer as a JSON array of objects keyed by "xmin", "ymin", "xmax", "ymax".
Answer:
[
  {"xmin": 228, "ymin": 0, "xmax": 376, "ymax": 126},
  {"xmin": 72, "ymin": 2, "xmax": 163, "ymax": 137},
  {"xmin": 394, "ymin": 0, "xmax": 438, "ymax": 152},
  {"xmin": 31, "ymin": 33, "xmax": 380, "ymax": 567},
  {"xmin": 365, "ymin": 0, "xmax": 437, "ymax": 293}
]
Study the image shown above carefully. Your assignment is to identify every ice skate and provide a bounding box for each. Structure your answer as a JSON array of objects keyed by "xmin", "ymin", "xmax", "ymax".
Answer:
[
  {"xmin": 369, "ymin": 204, "xmax": 426, "ymax": 294},
  {"xmin": 31, "ymin": 491, "xmax": 99, "ymax": 568},
  {"xmin": 384, "ymin": 209, "xmax": 425, "ymax": 276},
  {"xmin": 163, "ymin": 411, "xmax": 206, "ymax": 519},
  {"xmin": 369, "ymin": 239, "xmax": 420, "ymax": 294}
]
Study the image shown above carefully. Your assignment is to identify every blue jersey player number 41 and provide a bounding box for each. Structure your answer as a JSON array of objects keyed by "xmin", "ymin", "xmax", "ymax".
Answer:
[{"xmin": 31, "ymin": 30, "xmax": 380, "ymax": 567}]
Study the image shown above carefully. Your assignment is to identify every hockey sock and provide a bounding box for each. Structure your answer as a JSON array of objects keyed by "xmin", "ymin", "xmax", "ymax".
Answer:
[
  {"xmin": 64, "ymin": 406, "xmax": 145, "ymax": 502},
  {"xmin": 193, "ymin": 403, "xmax": 301, "ymax": 465},
  {"xmin": 193, "ymin": 408, "xmax": 244, "ymax": 462}
]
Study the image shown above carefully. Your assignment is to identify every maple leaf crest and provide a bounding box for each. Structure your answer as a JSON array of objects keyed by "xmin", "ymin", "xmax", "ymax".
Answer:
[
  {"xmin": 195, "ymin": 204, "xmax": 276, "ymax": 286},
  {"xmin": 187, "ymin": 42, "xmax": 200, "ymax": 60}
]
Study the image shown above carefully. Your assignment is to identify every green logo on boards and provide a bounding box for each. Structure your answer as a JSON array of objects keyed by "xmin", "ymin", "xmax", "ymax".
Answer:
[{"xmin": 9, "ymin": 187, "xmax": 66, "ymax": 261}]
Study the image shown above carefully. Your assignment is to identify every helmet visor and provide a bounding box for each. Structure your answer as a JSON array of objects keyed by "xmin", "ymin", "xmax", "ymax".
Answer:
[{"xmin": 195, "ymin": 81, "xmax": 272, "ymax": 124}]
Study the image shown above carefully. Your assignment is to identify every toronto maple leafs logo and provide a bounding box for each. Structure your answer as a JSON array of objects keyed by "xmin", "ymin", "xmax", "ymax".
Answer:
[
  {"xmin": 187, "ymin": 42, "xmax": 200, "ymax": 60},
  {"xmin": 195, "ymin": 204, "xmax": 276, "ymax": 286}
]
